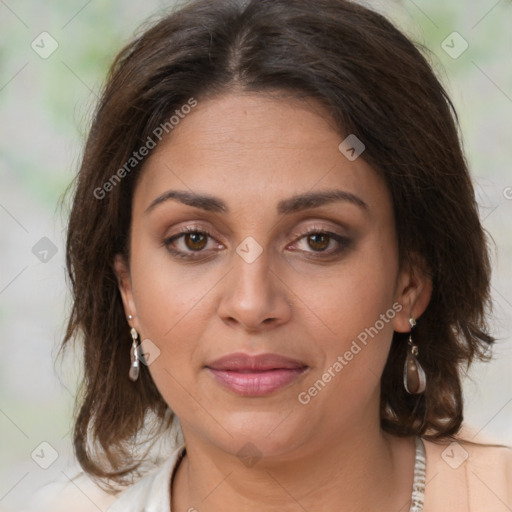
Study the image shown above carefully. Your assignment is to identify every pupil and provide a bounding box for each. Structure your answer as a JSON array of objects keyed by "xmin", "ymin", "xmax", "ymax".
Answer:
[
  {"xmin": 309, "ymin": 234, "xmax": 328, "ymax": 251},
  {"xmin": 187, "ymin": 233, "xmax": 206, "ymax": 250},
  {"xmin": 184, "ymin": 233, "xmax": 329, "ymax": 252}
]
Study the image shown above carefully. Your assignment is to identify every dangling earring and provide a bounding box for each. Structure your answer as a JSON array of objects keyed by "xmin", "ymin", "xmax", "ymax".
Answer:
[
  {"xmin": 403, "ymin": 317, "xmax": 426, "ymax": 394},
  {"xmin": 129, "ymin": 326, "xmax": 140, "ymax": 382}
]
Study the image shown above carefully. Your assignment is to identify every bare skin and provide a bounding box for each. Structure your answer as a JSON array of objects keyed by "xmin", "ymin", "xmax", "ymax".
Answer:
[{"xmin": 115, "ymin": 92, "xmax": 432, "ymax": 512}]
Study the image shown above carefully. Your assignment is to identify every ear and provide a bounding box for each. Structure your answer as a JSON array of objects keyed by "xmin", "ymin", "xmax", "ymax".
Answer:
[
  {"xmin": 392, "ymin": 254, "xmax": 432, "ymax": 333},
  {"xmin": 113, "ymin": 254, "xmax": 139, "ymax": 329}
]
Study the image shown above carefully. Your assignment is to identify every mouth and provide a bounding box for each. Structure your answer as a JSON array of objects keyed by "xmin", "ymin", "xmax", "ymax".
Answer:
[{"xmin": 205, "ymin": 352, "xmax": 309, "ymax": 396}]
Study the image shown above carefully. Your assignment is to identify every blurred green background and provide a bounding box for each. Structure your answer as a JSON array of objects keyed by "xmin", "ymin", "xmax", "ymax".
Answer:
[{"xmin": 1, "ymin": 1, "xmax": 511, "ymax": 510}]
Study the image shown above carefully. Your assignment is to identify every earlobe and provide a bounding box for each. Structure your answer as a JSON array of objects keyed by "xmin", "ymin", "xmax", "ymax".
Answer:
[{"xmin": 392, "ymin": 258, "xmax": 433, "ymax": 333}]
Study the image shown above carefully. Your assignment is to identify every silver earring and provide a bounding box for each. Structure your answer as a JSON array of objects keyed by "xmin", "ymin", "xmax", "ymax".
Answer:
[
  {"xmin": 129, "ymin": 327, "xmax": 140, "ymax": 381},
  {"xmin": 403, "ymin": 317, "xmax": 426, "ymax": 394}
]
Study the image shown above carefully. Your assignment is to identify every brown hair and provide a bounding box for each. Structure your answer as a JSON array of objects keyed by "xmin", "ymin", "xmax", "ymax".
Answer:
[{"xmin": 62, "ymin": 0, "xmax": 494, "ymax": 489}]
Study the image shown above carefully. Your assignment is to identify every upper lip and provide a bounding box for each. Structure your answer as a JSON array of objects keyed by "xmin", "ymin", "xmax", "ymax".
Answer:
[{"xmin": 205, "ymin": 352, "xmax": 308, "ymax": 371}]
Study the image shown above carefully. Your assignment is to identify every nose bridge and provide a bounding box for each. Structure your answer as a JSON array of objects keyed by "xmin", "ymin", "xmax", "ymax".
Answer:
[
  {"xmin": 234, "ymin": 243, "xmax": 272, "ymax": 298},
  {"xmin": 217, "ymin": 238, "xmax": 292, "ymax": 330}
]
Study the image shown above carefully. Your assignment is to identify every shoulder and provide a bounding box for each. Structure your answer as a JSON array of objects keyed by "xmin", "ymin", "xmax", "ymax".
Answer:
[
  {"xmin": 20, "ymin": 470, "xmax": 120, "ymax": 512},
  {"xmin": 422, "ymin": 434, "xmax": 512, "ymax": 512},
  {"xmin": 22, "ymin": 444, "xmax": 186, "ymax": 512},
  {"xmin": 107, "ymin": 444, "xmax": 185, "ymax": 512}
]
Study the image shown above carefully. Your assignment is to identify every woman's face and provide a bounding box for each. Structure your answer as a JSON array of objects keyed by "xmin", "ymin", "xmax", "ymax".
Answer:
[{"xmin": 115, "ymin": 92, "xmax": 429, "ymax": 459}]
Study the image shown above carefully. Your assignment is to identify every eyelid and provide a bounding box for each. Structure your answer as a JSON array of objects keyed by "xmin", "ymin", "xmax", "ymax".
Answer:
[
  {"xmin": 163, "ymin": 224, "xmax": 220, "ymax": 249},
  {"xmin": 292, "ymin": 222, "xmax": 347, "ymax": 238},
  {"xmin": 288, "ymin": 225, "xmax": 351, "ymax": 256},
  {"xmin": 164, "ymin": 220, "xmax": 347, "ymax": 244},
  {"xmin": 162, "ymin": 221, "xmax": 351, "ymax": 260}
]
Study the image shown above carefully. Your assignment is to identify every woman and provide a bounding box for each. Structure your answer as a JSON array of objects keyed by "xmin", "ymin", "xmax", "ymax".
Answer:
[{"xmin": 27, "ymin": 0, "xmax": 512, "ymax": 510}]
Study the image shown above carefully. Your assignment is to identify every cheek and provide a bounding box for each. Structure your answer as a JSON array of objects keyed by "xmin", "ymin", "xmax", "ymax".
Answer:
[
  {"xmin": 127, "ymin": 240, "xmax": 219, "ymax": 398},
  {"xmin": 298, "ymin": 235, "xmax": 399, "ymax": 396},
  {"xmin": 129, "ymin": 225, "xmax": 208, "ymax": 338},
  {"xmin": 127, "ymin": 215, "xmax": 399, "ymax": 418},
  {"xmin": 303, "ymin": 233, "xmax": 398, "ymax": 339}
]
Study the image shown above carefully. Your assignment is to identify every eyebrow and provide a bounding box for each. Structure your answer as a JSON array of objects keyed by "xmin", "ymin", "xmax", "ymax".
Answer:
[{"xmin": 144, "ymin": 189, "xmax": 369, "ymax": 216}]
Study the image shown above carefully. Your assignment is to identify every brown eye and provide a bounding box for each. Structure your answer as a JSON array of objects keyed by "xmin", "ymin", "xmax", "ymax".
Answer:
[
  {"xmin": 306, "ymin": 233, "xmax": 330, "ymax": 252},
  {"xmin": 183, "ymin": 232, "xmax": 208, "ymax": 251},
  {"xmin": 291, "ymin": 229, "xmax": 351, "ymax": 258},
  {"xmin": 163, "ymin": 228, "xmax": 218, "ymax": 259}
]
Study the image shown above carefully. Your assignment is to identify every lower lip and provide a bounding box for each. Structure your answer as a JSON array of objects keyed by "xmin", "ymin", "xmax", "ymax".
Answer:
[{"xmin": 206, "ymin": 367, "xmax": 307, "ymax": 396}]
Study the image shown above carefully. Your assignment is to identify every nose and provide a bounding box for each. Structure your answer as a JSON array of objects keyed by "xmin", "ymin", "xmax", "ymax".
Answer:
[{"xmin": 216, "ymin": 248, "xmax": 293, "ymax": 332}]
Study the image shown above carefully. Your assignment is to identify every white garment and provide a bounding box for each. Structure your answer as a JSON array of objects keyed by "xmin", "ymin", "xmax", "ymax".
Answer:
[
  {"xmin": 22, "ymin": 437, "xmax": 512, "ymax": 512},
  {"xmin": 107, "ymin": 445, "xmax": 185, "ymax": 512},
  {"xmin": 20, "ymin": 445, "xmax": 185, "ymax": 512}
]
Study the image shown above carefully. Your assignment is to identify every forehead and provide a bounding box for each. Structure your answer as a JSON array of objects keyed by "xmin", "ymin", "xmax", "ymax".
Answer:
[{"xmin": 134, "ymin": 92, "xmax": 391, "ymax": 220}]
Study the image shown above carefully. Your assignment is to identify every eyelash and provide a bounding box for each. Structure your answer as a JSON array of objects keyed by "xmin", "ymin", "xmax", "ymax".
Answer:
[{"xmin": 163, "ymin": 225, "xmax": 351, "ymax": 261}]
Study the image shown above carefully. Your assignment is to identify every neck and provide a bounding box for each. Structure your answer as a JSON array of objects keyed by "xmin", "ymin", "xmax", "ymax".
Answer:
[{"xmin": 171, "ymin": 423, "xmax": 416, "ymax": 512}]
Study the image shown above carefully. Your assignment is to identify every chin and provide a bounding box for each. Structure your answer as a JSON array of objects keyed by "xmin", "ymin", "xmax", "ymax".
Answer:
[{"xmin": 209, "ymin": 410, "xmax": 309, "ymax": 458}]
